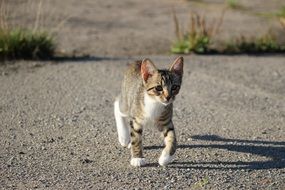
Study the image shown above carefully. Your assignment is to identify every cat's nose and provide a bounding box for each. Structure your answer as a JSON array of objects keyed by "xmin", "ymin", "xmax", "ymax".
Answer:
[{"xmin": 165, "ymin": 96, "xmax": 171, "ymax": 101}]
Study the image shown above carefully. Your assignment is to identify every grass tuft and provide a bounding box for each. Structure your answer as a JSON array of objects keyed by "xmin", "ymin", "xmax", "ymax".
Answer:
[
  {"xmin": 171, "ymin": 35, "xmax": 210, "ymax": 54},
  {"xmin": 171, "ymin": 9, "xmax": 225, "ymax": 54},
  {"xmin": 226, "ymin": 0, "xmax": 239, "ymax": 9},
  {"xmin": 0, "ymin": 29, "xmax": 55, "ymax": 60},
  {"xmin": 224, "ymin": 34, "xmax": 285, "ymax": 53},
  {"xmin": 0, "ymin": 0, "xmax": 57, "ymax": 61},
  {"xmin": 171, "ymin": 6, "xmax": 285, "ymax": 54}
]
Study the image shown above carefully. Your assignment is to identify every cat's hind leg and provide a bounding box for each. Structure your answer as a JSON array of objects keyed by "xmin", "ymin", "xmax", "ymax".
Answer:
[
  {"xmin": 114, "ymin": 99, "xmax": 130, "ymax": 147},
  {"xmin": 159, "ymin": 121, "xmax": 177, "ymax": 166}
]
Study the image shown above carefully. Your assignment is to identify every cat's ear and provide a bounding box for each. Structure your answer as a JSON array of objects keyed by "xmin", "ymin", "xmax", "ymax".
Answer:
[
  {"xmin": 169, "ymin": 56, "xmax": 183, "ymax": 76},
  {"xmin": 141, "ymin": 58, "xmax": 157, "ymax": 82}
]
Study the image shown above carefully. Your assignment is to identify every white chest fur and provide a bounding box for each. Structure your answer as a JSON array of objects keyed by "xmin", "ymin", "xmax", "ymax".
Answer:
[{"xmin": 143, "ymin": 92, "xmax": 165, "ymax": 123}]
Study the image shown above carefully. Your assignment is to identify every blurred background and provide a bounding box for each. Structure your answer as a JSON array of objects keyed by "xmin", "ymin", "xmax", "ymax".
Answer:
[{"xmin": 1, "ymin": 0, "xmax": 285, "ymax": 59}]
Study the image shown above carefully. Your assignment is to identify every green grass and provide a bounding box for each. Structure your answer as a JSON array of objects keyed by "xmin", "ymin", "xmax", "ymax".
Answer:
[
  {"xmin": 172, "ymin": 32, "xmax": 285, "ymax": 54},
  {"xmin": 171, "ymin": 35, "xmax": 210, "ymax": 54},
  {"xmin": 224, "ymin": 35, "xmax": 285, "ymax": 53},
  {"xmin": 0, "ymin": 29, "xmax": 55, "ymax": 60},
  {"xmin": 171, "ymin": 10, "xmax": 225, "ymax": 54},
  {"xmin": 171, "ymin": 7, "xmax": 285, "ymax": 54},
  {"xmin": 226, "ymin": 0, "xmax": 239, "ymax": 9}
]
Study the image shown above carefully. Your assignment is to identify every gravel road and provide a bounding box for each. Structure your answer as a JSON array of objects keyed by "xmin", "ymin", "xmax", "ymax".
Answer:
[
  {"xmin": 0, "ymin": 55, "xmax": 284, "ymax": 189},
  {"xmin": 2, "ymin": 0, "xmax": 285, "ymax": 189}
]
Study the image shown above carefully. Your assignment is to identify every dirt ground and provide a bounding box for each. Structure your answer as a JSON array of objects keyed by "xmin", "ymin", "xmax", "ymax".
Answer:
[
  {"xmin": 1, "ymin": 0, "xmax": 285, "ymax": 189},
  {"xmin": 5, "ymin": 0, "xmax": 285, "ymax": 56}
]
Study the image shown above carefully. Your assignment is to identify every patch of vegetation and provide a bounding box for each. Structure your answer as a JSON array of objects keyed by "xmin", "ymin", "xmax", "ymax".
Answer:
[
  {"xmin": 0, "ymin": 29, "xmax": 55, "ymax": 60},
  {"xmin": 171, "ymin": 35, "xmax": 210, "ymax": 54},
  {"xmin": 171, "ymin": 10, "xmax": 225, "ymax": 54},
  {"xmin": 171, "ymin": 7, "xmax": 285, "ymax": 54},
  {"xmin": 226, "ymin": 0, "xmax": 239, "ymax": 9},
  {"xmin": 0, "ymin": 1, "xmax": 57, "ymax": 61},
  {"xmin": 224, "ymin": 34, "xmax": 285, "ymax": 53}
]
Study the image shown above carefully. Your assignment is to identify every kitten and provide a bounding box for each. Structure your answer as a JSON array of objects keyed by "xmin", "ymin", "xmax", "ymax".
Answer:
[{"xmin": 114, "ymin": 57, "xmax": 183, "ymax": 167}]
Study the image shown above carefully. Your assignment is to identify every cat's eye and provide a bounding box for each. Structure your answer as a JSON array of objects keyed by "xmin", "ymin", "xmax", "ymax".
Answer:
[
  {"xmin": 171, "ymin": 85, "xmax": 180, "ymax": 91},
  {"xmin": 155, "ymin": 85, "xmax": 163, "ymax": 91}
]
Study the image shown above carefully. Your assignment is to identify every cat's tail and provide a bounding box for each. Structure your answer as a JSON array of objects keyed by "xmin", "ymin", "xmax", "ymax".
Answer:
[{"xmin": 114, "ymin": 98, "xmax": 130, "ymax": 147}]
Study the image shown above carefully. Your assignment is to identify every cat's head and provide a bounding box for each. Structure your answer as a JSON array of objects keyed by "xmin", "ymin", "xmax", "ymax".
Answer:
[{"xmin": 141, "ymin": 57, "xmax": 183, "ymax": 106}]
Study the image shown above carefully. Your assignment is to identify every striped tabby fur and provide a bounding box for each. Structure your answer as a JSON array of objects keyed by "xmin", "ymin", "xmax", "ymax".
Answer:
[{"xmin": 114, "ymin": 57, "xmax": 183, "ymax": 167}]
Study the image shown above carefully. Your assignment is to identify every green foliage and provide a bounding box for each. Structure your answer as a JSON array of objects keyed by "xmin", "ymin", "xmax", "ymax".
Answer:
[
  {"xmin": 171, "ymin": 35, "xmax": 210, "ymax": 54},
  {"xmin": 0, "ymin": 29, "xmax": 55, "ymax": 60},
  {"xmin": 225, "ymin": 35, "xmax": 285, "ymax": 53},
  {"xmin": 171, "ymin": 8, "xmax": 285, "ymax": 54},
  {"xmin": 171, "ymin": 10, "xmax": 225, "ymax": 54},
  {"xmin": 226, "ymin": 0, "xmax": 239, "ymax": 9}
]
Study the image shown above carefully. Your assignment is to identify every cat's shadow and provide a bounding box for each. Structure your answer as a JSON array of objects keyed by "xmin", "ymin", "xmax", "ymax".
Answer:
[{"xmin": 144, "ymin": 135, "xmax": 285, "ymax": 170}]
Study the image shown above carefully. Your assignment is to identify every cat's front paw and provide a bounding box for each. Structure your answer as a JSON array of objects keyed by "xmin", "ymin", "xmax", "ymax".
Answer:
[
  {"xmin": 130, "ymin": 158, "xmax": 146, "ymax": 167},
  {"xmin": 159, "ymin": 151, "xmax": 174, "ymax": 166}
]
